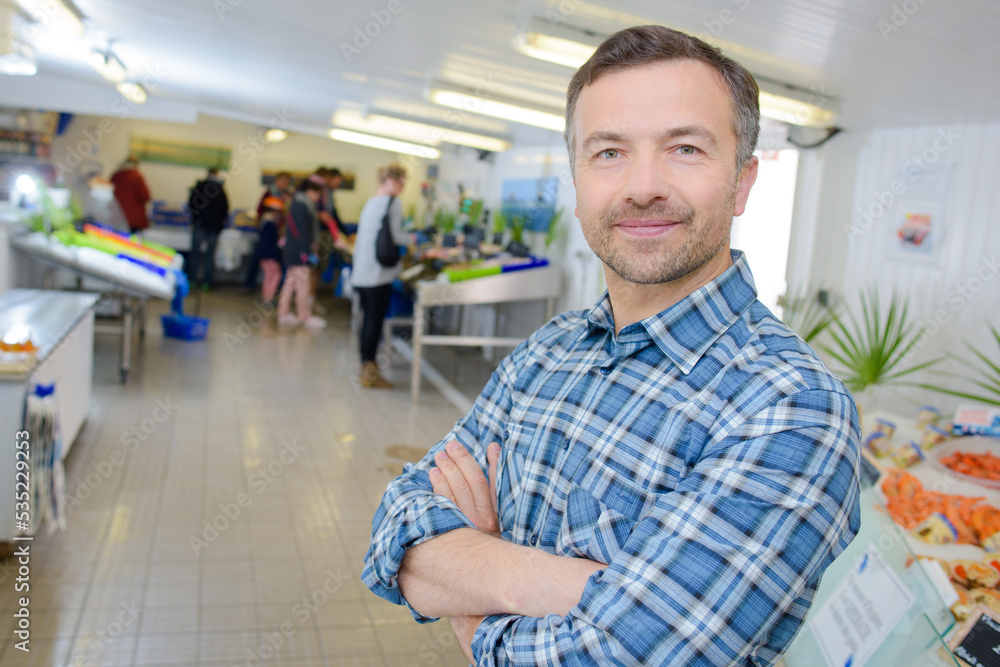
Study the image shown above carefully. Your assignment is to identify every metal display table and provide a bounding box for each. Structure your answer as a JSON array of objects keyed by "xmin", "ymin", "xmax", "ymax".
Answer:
[
  {"xmin": 0, "ymin": 290, "xmax": 99, "ymax": 542},
  {"xmin": 410, "ymin": 265, "xmax": 562, "ymax": 402},
  {"xmin": 11, "ymin": 232, "xmax": 180, "ymax": 382}
]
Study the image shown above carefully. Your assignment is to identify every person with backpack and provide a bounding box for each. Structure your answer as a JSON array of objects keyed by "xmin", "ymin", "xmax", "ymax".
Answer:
[
  {"xmin": 186, "ymin": 167, "xmax": 230, "ymax": 291},
  {"xmin": 351, "ymin": 163, "xmax": 406, "ymax": 388}
]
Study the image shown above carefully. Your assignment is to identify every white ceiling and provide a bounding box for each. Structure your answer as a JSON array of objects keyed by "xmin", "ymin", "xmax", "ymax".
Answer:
[{"xmin": 3, "ymin": 0, "xmax": 1000, "ymax": 147}]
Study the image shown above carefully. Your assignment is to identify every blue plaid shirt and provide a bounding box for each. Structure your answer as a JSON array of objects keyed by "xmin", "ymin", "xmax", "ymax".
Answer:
[{"xmin": 363, "ymin": 251, "xmax": 861, "ymax": 666}]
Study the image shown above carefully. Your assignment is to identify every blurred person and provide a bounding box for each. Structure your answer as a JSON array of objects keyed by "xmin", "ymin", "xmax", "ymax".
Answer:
[
  {"xmin": 257, "ymin": 195, "xmax": 285, "ymax": 306},
  {"xmin": 351, "ymin": 163, "xmax": 406, "ymax": 388},
  {"xmin": 245, "ymin": 171, "xmax": 293, "ymax": 290},
  {"xmin": 311, "ymin": 167, "xmax": 348, "ymax": 309},
  {"xmin": 321, "ymin": 167, "xmax": 347, "ymax": 236},
  {"xmin": 277, "ymin": 179, "xmax": 326, "ymax": 329},
  {"xmin": 187, "ymin": 167, "xmax": 229, "ymax": 291},
  {"xmin": 110, "ymin": 156, "xmax": 151, "ymax": 234}
]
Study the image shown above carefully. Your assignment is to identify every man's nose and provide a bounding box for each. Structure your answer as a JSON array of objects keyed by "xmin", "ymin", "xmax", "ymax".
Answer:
[{"xmin": 622, "ymin": 152, "xmax": 671, "ymax": 208}]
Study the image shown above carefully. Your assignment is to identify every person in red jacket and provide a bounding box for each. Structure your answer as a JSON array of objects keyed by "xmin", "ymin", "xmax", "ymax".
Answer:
[{"xmin": 110, "ymin": 157, "xmax": 152, "ymax": 234}]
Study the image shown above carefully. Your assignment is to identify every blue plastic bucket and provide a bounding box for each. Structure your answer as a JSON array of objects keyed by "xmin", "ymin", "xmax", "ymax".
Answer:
[{"xmin": 161, "ymin": 313, "xmax": 210, "ymax": 340}]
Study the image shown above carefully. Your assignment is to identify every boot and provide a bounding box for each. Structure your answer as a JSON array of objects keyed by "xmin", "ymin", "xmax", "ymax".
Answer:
[{"xmin": 360, "ymin": 361, "xmax": 393, "ymax": 389}]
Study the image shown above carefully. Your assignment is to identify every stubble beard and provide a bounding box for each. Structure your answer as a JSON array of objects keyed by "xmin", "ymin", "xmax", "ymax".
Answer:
[{"xmin": 581, "ymin": 188, "xmax": 736, "ymax": 285}]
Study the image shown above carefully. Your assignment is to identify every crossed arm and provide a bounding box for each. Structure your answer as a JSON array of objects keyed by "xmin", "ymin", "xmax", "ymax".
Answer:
[{"xmin": 398, "ymin": 440, "xmax": 607, "ymax": 661}]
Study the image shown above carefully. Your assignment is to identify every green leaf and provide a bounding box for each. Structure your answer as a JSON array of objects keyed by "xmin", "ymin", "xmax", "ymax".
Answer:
[
  {"xmin": 823, "ymin": 286, "xmax": 942, "ymax": 392},
  {"xmin": 920, "ymin": 320, "xmax": 1000, "ymax": 407}
]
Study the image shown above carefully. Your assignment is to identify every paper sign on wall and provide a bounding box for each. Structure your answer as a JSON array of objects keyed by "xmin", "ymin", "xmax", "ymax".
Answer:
[{"xmin": 808, "ymin": 547, "xmax": 916, "ymax": 667}]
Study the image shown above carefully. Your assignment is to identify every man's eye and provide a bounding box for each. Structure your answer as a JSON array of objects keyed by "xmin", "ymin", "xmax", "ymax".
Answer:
[
  {"xmin": 598, "ymin": 149, "xmax": 620, "ymax": 159},
  {"xmin": 677, "ymin": 146, "xmax": 697, "ymax": 155}
]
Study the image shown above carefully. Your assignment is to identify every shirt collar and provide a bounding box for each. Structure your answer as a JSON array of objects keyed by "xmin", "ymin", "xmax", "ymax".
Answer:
[{"xmin": 585, "ymin": 250, "xmax": 758, "ymax": 374}]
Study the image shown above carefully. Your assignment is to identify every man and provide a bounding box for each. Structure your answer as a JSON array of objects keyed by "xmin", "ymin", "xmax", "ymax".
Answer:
[
  {"xmin": 317, "ymin": 167, "xmax": 349, "ymax": 291},
  {"xmin": 110, "ymin": 157, "xmax": 151, "ymax": 234},
  {"xmin": 363, "ymin": 25, "xmax": 860, "ymax": 666},
  {"xmin": 187, "ymin": 167, "xmax": 229, "ymax": 291},
  {"xmin": 320, "ymin": 167, "xmax": 346, "ymax": 236}
]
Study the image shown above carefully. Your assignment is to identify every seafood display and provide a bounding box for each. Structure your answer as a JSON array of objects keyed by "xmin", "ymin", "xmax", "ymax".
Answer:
[
  {"xmin": 941, "ymin": 450, "xmax": 1000, "ymax": 483},
  {"xmin": 881, "ymin": 469, "xmax": 1000, "ymax": 550}
]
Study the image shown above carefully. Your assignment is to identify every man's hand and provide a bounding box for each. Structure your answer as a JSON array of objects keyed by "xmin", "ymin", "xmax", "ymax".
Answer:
[
  {"xmin": 430, "ymin": 441, "xmax": 501, "ymax": 537},
  {"xmin": 398, "ymin": 439, "xmax": 607, "ymax": 620}
]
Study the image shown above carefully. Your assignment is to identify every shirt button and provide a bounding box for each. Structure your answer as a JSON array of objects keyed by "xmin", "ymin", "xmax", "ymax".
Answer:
[
  {"xmin": 503, "ymin": 430, "xmax": 510, "ymax": 441},
  {"xmin": 600, "ymin": 366, "xmax": 611, "ymax": 376},
  {"xmin": 530, "ymin": 534, "xmax": 538, "ymax": 546}
]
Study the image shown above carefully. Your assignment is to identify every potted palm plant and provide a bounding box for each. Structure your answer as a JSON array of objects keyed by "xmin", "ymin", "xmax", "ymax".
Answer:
[
  {"xmin": 920, "ymin": 323, "xmax": 1000, "ymax": 407},
  {"xmin": 490, "ymin": 208, "xmax": 507, "ymax": 245},
  {"xmin": 821, "ymin": 287, "xmax": 940, "ymax": 410},
  {"xmin": 506, "ymin": 213, "xmax": 530, "ymax": 257},
  {"xmin": 779, "ymin": 286, "xmax": 840, "ymax": 344},
  {"xmin": 434, "ymin": 207, "xmax": 457, "ymax": 247}
]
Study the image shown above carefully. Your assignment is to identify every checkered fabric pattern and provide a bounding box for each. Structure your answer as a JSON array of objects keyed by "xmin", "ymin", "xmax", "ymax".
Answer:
[{"xmin": 363, "ymin": 251, "xmax": 861, "ymax": 666}]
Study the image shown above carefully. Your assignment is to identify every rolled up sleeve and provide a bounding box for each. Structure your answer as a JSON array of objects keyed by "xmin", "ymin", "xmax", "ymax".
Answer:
[
  {"xmin": 471, "ymin": 389, "xmax": 861, "ymax": 666},
  {"xmin": 362, "ymin": 355, "xmax": 518, "ymax": 621}
]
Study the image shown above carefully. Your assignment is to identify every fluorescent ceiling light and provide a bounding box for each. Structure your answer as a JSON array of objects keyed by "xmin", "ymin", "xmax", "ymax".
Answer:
[
  {"xmin": 0, "ymin": 38, "xmax": 36, "ymax": 75},
  {"xmin": 428, "ymin": 88, "xmax": 565, "ymax": 132},
  {"xmin": 89, "ymin": 49, "xmax": 126, "ymax": 83},
  {"xmin": 264, "ymin": 128, "xmax": 288, "ymax": 143},
  {"xmin": 332, "ymin": 109, "xmax": 512, "ymax": 152},
  {"xmin": 0, "ymin": 2, "xmax": 35, "ymax": 74},
  {"xmin": 512, "ymin": 20, "xmax": 599, "ymax": 69},
  {"xmin": 116, "ymin": 81, "xmax": 147, "ymax": 104},
  {"xmin": 514, "ymin": 23, "xmax": 839, "ymax": 129},
  {"xmin": 756, "ymin": 80, "xmax": 838, "ymax": 128},
  {"xmin": 328, "ymin": 129, "xmax": 441, "ymax": 160},
  {"xmin": 14, "ymin": 0, "xmax": 85, "ymax": 36}
]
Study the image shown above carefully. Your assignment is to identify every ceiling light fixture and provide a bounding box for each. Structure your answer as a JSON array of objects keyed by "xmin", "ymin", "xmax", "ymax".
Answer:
[
  {"xmin": 14, "ymin": 0, "xmax": 85, "ymax": 36},
  {"xmin": 332, "ymin": 109, "xmax": 512, "ymax": 153},
  {"xmin": 115, "ymin": 81, "xmax": 147, "ymax": 104},
  {"xmin": 328, "ymin": 129, "xmax": 441, "ymax": 160},
  {"xmin": 0, "ymin": 36, "xmax": 36, "ymax": 75},
  {"xmin": 428, "ymin": 86, "xmax": 565, "ymax": 132},
  {"xmin": 512, "ymin": 19, "xmax": 599, "ymax": 69},
  {"xmin": 756, "ymin": 79, "xmax": 838, "ymax": 128},
  {"xmin": 88, "ymin": 48, "xmax": 126, "ymax": 83},
  {"xmin": 0, "ymin": 2, "xmax": 36, "ymax": 75},
  {"xmin": 264, "ymin": 128, "xmax": 288, "ymax": 143},
  {"xmin": 512, "ymin": 21, "xmax": 839, "ymax": 128}
]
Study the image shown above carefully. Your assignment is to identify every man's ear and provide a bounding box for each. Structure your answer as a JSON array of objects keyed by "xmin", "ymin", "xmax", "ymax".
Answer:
[
  {"xmin": 732, "ymin": 156, "xmax": 759, "ymax": 217},
  {"xmin": 573, "ymin": 177, "xmax": 578, "ymax": 220}
]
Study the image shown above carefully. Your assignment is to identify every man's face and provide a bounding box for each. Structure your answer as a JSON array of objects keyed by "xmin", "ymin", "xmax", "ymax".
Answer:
[
  {"xmin": 387, "ymin": 177, "xmax": 405, "ymax": 196},
  {"xmin": 306, "ymin": 189, "xmax": 321, "ymax": 203},
  {"xmin": 572, "ymin": 60, "xmax": 757, "ymax": 286},
  {"xmin": 275, "ymin": 176, "xmax": 290, "ymax": 191},
  {"xmin": 327, "ymin": 176, "xmax": 342, "ymax": 190}
]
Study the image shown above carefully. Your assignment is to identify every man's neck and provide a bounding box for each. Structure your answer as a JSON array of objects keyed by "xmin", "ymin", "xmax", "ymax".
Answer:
[{"xmin": 605, "ymin": 250, "xmax": 733, "ymax": 335}]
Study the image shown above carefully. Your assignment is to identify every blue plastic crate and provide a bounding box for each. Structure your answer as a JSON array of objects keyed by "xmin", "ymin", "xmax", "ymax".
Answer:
[{"xmin": 161, "ymin": 313, "xmax": 210, "ymax": 340}]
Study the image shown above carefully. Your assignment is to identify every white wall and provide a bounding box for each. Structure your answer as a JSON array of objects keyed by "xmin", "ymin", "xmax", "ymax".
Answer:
[
  {"xmin": 796, "ymin": 121, "xmax": 1000, "ymax": 414},
  {"xmin": 48, "ymin": 113, "xmax": 428, "ymax": 222},
  {"xmin": 731, "ymin": 149, "xmax": 799, "ymax": 314}
]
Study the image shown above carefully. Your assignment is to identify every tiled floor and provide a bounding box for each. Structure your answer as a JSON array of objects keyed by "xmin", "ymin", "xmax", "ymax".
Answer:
[{"xmin": 0, "ymin": 289, "xmax": 475, "ymax": 666}]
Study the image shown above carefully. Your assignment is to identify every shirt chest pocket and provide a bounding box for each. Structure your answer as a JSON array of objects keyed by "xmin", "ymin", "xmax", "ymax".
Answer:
[
  {"xmin": 496, "ymin": 423, "xmax": 536, "ymax": 539},
  {"xmin": 557, "ymin": 484, "xmax": 643, "ymax": 565}
]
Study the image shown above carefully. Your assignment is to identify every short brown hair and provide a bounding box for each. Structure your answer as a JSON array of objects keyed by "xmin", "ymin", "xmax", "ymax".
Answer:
[
  {"xmin": 565, "ymin": 25, "xmax": 760, "ymax": 172},
  {"xmin": 377, "ymin": 163, "xmax": 407, "ymax": 184}
]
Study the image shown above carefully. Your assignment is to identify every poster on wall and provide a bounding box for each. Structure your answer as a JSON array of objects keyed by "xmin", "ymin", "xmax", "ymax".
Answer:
[
  {"xmin": 500, "ymin": 176, "xmax": 560, "ymax": 232},
  {"xmin": 885, "ymin": 165, "xmax": 951, "ymax": 266}
]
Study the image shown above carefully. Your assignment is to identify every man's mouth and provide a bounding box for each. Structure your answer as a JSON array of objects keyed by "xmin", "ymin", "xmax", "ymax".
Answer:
[{"xmin": 615, "ymin": 219, "xmax": 681, "ymax": 238}]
